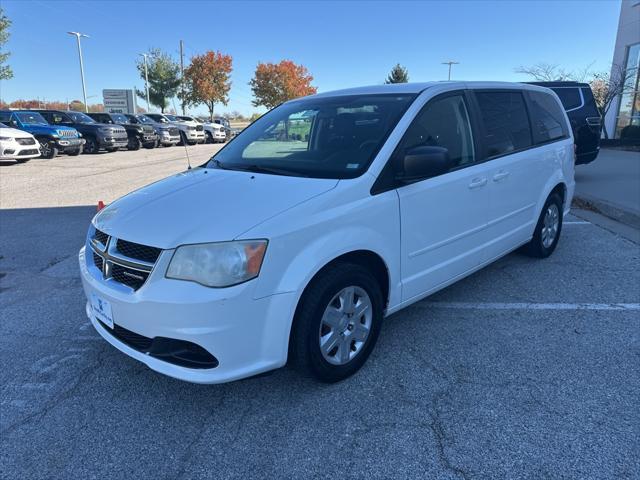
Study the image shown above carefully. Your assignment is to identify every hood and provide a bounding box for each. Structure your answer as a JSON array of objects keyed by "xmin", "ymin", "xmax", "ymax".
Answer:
[
  {"xmin": 19, "ymin": 124, "xmax": 78, "ymax": 137},
  {"xmin": 0, "ymin": 126, "xmax": 33, "ymax": 138},
  {"xmin": 93, "ymin": 167, "xmax": 339, "ymax": 249}
]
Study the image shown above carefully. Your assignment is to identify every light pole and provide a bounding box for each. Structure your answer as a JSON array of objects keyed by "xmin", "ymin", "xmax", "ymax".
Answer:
[
  {"xmin": 138, "ymin": 53, "xmax": 151, "ymax": 112},
  {"xmin": 441, "ymin": 60, "xmax": 459, "ymax": 81},
  {"xmin": 67, "ymin": 31, "xmax": 89, "ymax": 112}
]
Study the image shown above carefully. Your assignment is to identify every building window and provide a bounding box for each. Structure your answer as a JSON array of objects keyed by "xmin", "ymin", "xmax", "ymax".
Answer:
[{"xmin": 615, "ymin": 42, "xmax": 640, "ymax": 139}]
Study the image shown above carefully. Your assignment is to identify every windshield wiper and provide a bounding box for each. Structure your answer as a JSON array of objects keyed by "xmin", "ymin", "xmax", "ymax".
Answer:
[{"xmin": 232, "ymin": 164, "xmax": 309, "ymax": 177}]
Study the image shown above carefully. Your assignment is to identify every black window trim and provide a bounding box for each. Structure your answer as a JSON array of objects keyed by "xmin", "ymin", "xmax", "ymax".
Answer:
[{"xmin": 371, "ymin": 89, "xmax": 482, "ymax": 195}]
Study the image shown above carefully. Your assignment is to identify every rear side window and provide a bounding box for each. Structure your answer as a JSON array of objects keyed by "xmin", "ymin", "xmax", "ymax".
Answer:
[
  {"xmin": 475, "ymin": 91, "xmax": 532, "ymax": 157},
  {"xmin": 527, "ymin": 91, "xmax": 569, "ymax": 144},
  {"xmin": 0, "ymin": 112, "xmax": 11, "ymax": 122},
  {"xmin": 551, "ymin": 88, "xmax": 582, "ymax": 111}
]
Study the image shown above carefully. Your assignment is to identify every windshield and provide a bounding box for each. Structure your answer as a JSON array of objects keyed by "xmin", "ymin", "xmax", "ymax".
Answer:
[
  {"xmin": 68, "ymin": 111, "xmax": 96, "ymax": 124},
  {"xmin": 178, "ymin": 116, "xmax": 195, "ymax": 122},
  {"xmin": 207, "ymin": 93, "xmax": 416, "ymax": 179},
  {"xmin": 16, "ymin": 112, "xmax": 49, "ymax": 125},
  {"xmin": 165, "ymin": 114, "xmax": 180, "ymax": 121},
  {"xmin": 136, "ymin": 115, "xmax": 154, "ymax": 124},
  {"xmin": 147, "ymin": 114, "xmax": 168, "ymax": 123},
  {"xmin": 110, "ymin": 113, "xmax": 129, "ymax": 124}
]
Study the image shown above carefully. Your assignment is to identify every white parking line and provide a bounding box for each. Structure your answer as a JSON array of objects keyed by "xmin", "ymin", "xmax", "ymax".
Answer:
[
  {"xmin": 425, "ymin": 302, "xmax": 640, "ymax": 311},
  {"xmin": 564, "ymin": 221, "xmax": 591, "ymax": 225}
]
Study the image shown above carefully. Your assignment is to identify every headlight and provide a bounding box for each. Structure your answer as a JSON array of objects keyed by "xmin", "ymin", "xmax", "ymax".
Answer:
[
  {"xmin": 166, "ymin": 240, "xmax": 268, "ymax": 287},
  {"xmin": 187, "ymin": 126, "xmax": 196, "ymax": 131},
  {"xmin": 0, "ymin": 136, "xmax": 12, "ymax": 141}
]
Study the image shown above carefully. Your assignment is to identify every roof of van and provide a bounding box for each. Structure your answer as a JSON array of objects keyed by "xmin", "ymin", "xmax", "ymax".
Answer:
[
  {"xmin": 526, "ymin": 81, "xmax": 591, "ymax": 88},
  {"xmin": 302, "ymin": 81, "xmax": 554, "ymax": 99}
]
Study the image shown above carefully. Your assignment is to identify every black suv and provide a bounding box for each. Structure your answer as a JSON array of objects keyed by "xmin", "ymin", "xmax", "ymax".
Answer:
[
  {"xmin": 527, "ymin": 82, "xmax": 601, "ymax": 164},
  {"xmin": 88, "ymin": 112, "xmax": 157, "ymax": 150},
  {"xmin": 35, "ymin": 110, "xmax": 129, "ymax": 154}
]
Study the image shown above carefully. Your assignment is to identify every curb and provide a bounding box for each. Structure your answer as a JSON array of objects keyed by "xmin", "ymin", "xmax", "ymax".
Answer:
[{"xmin": 572, "ymin": 195, "xmax": 640, "ymax": 230}]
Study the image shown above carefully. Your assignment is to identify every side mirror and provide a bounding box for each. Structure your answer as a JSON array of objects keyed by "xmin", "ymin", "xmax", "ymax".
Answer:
[{"xmin": 396, "ymin": 146, "xmax": 453, "ymax": 183}]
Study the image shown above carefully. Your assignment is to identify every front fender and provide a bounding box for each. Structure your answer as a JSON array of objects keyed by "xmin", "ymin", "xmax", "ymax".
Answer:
[{"xmin": 250, "ymin": 186, "xmax": 401, "ymax": 309}]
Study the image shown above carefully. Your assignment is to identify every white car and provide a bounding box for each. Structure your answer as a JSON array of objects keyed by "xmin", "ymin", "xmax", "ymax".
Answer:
[
  {"xmin": 202, "ymin": 121, "xmax": 226, "ymax": 143},
  {"xmin": 145, "ymin": 113, "xmax": 205, "ymax": 145},
  {"xmin": 0, "ymin": 123, "xmax": 41, "ymax": 162},
  {"xmin": 79, "ymin": 82, "xmax": 574, "ymax": 384}
]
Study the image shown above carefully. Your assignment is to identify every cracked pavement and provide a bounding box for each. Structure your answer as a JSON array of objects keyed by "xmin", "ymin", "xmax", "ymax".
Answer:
[{"xmin": 1, "ymin": 150, "xmax": 639, "ymax": 479}]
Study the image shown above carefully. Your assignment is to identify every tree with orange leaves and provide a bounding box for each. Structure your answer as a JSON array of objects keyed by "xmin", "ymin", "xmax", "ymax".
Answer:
[
  {"xmin": 184, "ymin": 51, "xmax": 232, "ymax": 121},
  {"xmin": 249, "ymin": 60, "xmax": 317, "ymax": 110}
]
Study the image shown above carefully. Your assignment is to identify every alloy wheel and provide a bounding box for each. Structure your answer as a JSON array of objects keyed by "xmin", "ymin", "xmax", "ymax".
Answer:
[{"xmin": 541, "ymin": 203, "xmax": 559, "ymax": 248}]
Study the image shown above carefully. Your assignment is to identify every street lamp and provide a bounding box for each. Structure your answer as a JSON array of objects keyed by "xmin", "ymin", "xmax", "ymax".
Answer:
[
  {"xmin": 441, "ymin": 60, "xmax": 459, "ymax": 81},
  {"xmin": 138, "ymin": 53, "xmax": 151, "ymax": 112},
  {"xmin": 67, "ymin": 31, "xmax": 90, "ymax": 112}
]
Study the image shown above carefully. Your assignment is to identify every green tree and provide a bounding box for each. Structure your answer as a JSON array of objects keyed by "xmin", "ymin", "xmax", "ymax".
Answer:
[
  {"xmin": 136, "ymin": 49, "xmax": 181, "ymax": 112},
  {"xmin": 385, "ymin": 64, "xmax": 409, "ymax": 84},
  {"xmin": 0, "ymin": 7, "xmax": 13, "ymax": 80}
]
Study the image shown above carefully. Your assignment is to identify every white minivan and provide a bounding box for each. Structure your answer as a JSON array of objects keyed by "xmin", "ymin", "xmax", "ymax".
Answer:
[{"xmin": 79, "ymin": 82, "xmax": 574, "ymax": 384}]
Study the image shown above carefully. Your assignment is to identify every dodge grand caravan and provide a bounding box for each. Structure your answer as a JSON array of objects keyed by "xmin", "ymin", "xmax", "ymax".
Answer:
[{"xmin": 79, "ymin": 82, "xmax": 575, "ymax": 384}]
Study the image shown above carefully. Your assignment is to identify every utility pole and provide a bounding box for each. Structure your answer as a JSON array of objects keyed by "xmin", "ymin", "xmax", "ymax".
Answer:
[
  {"xmin": 441, "ymin": 60, "xmax": 459, "ymax": 81},
  {"xmin": 138, "ymin": 53, "xmax": 151, "ymax": 112},
  {"xmin": 67, "ymin": 31, "xmax": 90, "ymax": 112},
  {"xmin": 179, "ymin": 40, "xmax": 185, "ymax": 115}
]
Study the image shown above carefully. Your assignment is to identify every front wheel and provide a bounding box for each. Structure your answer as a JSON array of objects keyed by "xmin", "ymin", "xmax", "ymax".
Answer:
[
  {"xmin": 83, "ymin": 137, "xmax": 98, "ymax": 154},
  {"xmin": 128, "ymin": 137, "xmax": 142, "ymax": 151},
  {"xmin": 289, "ymin": 263, "xmax": 384, "ymax": 383},
  {"xmin": 522, "ymin": 193, "xmax": 563, "ymax": 258},
  {"xmin": 38, "ymin": 139, "xmax": 58, "ymax": 159}
]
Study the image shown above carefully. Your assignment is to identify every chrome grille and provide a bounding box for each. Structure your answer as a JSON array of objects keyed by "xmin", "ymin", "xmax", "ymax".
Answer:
[
  {"xmin": 195, "ymin": 125, "xmax": 204, "ymax": 131},
  {"xmin": 90, "ymin": 229, "xmax": 161, "ymax": 291},
  {"xmin": 16, "ymin": 137, "xmax": 36, "ymax": 145},
  {"xmin": 59, "ymin": 130, "xmax": 77, "ymax": 138},
  {"xmin": 168, "ymin": 128, "xmax": 179, "ymax": 136}
]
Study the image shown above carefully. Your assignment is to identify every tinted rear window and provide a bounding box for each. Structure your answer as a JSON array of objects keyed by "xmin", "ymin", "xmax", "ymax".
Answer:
[
  {"xmin": 475, "ymin": 91, "xmax": 532, "ymax": 157},
  {"xmin": 551, "ymin": 88, "xmax": 582, "ymax": 111},
  {"xmin": 527, "ymin": 91, "xmax": 569, "ymax": 144}
]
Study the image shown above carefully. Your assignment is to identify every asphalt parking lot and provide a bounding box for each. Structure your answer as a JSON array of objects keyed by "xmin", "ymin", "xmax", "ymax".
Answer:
[{"xmin": 1, "ymin": 147, "xmax": 639, "ymax": 479}]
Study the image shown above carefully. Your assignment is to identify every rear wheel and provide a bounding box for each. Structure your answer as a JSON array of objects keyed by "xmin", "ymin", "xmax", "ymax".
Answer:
[
  {"xmin": 522, "ymin": 192, "xmax": 563, "ymax": 258},
  {"xmin": 289, "ymin": 263, "xmax": 384, "ymax": 382}
]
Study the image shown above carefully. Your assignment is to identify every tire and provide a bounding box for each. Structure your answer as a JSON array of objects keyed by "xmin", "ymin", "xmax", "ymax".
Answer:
[
  {"xmin": 289, "ymin": 263, "xmax": 384, "ymax": 382},
  {"xmin": 128, "ymin": 137, "xmax": 142, "ymax": 151},
  {"xmin": 522, "ymin": 192, "xmax": 563, "ymax": 258},
  {"xmin": 68, "ymin": 147, "xmax": 82, "ymax": 156},
  {"xmin": 83, "ymin": 137, "xmax": 98, "ymax": 154},
  {"xmin": 205, "ymin": 132, "xmax": 213, "ymax": 144},
  {"xmin": 38, "ymin": 138, "xmax": 58, "ymax": 159}
]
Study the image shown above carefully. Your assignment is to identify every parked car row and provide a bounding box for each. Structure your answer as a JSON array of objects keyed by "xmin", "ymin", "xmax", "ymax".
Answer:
[{"xmin": 0, "ymin": 109, "xmax": 231, "ymax": 162}]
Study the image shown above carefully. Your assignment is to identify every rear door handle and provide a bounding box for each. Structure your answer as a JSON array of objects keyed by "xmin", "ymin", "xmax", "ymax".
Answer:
[
  {"xmin": 468, "ymin": 177, "xmax": 487, "ymax": 189},
  {"xmin": 493, "ymin": 171, "xmax": 510, "ymax": 182}
]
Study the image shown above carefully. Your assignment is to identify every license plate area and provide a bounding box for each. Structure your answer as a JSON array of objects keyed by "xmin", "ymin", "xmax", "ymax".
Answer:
[{"xmin": 91, "ymin": 293, "xmax": 114, "ymax": 329}]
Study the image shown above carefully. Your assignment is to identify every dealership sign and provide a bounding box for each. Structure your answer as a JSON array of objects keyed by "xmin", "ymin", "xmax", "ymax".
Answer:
[{"xmin": 103, "ymin": 89, "xmax": 137, "ymax": 114}]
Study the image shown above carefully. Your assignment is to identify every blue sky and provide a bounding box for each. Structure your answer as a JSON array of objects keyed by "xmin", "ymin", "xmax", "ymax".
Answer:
[{"xmin": 0, "ymin": 0, "xmax": 621, "ymax": 116}]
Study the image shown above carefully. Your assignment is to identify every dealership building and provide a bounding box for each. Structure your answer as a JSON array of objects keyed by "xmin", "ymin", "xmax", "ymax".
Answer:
[{"xmin": 604, "ymin": 0, "xmax": 640, "ymax": 139}]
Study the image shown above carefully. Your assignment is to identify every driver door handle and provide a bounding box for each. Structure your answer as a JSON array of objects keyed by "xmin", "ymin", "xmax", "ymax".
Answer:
[
  {"xmin": 493, "ymin": 170, "xmax": 510, "ymax": 182},
  {"xmin": 468, "ymin": 177, "xmax": 487, "ymax": 189}
]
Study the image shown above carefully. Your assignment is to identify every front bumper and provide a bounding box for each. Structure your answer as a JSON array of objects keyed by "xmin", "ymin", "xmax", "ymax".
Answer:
[
  {"xmin": 55, "ymin": 137, "xmax": 85, "ymax": 152},
  {"xmin": 78, "ymin": 246, "xmax": 296, "ymax": 384},
  {"xmin": 98, "ymin": 135, "xmax": 129, "ymax": 149},
  {"xmin": 159, "ymin": 132, "xmax": 180, "ymax": 145},
  {"xmin": 185, "ymin": 130, "xmax": 206, "ymax": 141},
  {"xmin": 0, "ymin": 142, "xmax": 41, "ymax": 160}
]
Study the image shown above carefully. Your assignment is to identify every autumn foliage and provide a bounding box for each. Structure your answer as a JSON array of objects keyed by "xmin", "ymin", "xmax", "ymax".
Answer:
[
  {"xmin": 249, "ymin": 60, "xmax": 317, "ymax": 109},
  {"xmin": 184, "ymin": 51, "xmax": 232, "ymax": 120}
]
